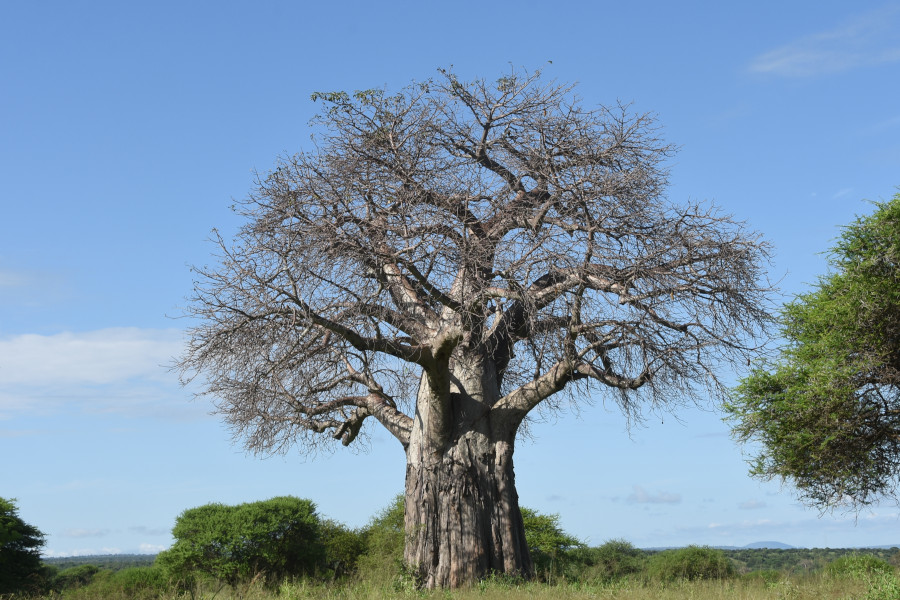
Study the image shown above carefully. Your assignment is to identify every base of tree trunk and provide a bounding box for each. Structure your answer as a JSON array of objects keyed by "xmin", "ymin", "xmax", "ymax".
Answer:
[{"xmin": 404, "ymin": 431, "xmax": 533, "ymax": 588}]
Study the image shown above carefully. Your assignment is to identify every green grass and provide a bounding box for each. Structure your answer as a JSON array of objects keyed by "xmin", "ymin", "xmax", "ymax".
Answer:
[{"xmin": 15, "ymin": 573, "xmax": 884, "ymax": 600}]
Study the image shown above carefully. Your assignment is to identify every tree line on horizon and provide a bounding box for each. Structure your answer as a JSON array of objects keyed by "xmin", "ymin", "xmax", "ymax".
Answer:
[{"xmin": 6, "ymin": 493, "xmax": 900, "ymax": 598}]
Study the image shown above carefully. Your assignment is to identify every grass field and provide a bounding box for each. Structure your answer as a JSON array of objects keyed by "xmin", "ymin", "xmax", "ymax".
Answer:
[{"xmin": 20, "ymin": 570, "xmax": 900, "ymax": 600}]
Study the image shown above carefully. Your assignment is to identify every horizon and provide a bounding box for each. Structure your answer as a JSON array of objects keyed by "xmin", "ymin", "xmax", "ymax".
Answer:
[{"xmin": 39, "ymin": 541, "xmax": 900, "ymax": 560}]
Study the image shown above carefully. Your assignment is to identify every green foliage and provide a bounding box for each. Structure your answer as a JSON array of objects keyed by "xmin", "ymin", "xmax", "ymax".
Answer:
[
  {"xmin": 727, "ymin": 192, "xmax": 900, "ymax": 508},
  {"xmin": 356, "ymin": 495, "xmax": 406, "ymax": 583},
  {"xmin": 156, "ymin": 496, "xmax": 323, "ymax": 587},
  {"xmin": 862, "ymin": 572, "xmax": 900, "ymax": 600},
  {"xmin": 825, "ymin": 553, "xmax": 894, "ymax": 579},
  {"xmin": 578, "ymin": 539, "xmax": 646, "ymax": 582},
  {"xmin": 0, "ymin": 496, "xmax": 46, "ymax": 595},
  {"xmin": 645, "ymin": 546, "xmax": 735, "ymax": 581},
  {"xmin": 105, "ymin": 565, "xmax": 170, "ymax": 595},
  {"xmin": 520, "ymin": 507, "xmax": 583, "ymax": 581},
  {"xmin": 53, "ymin": 564, "xmax": 103, "ymax": 589},
  {"xmin": 43, "ymin": 554, "xmax": 157, "ymax": 572},
  {"xmin": 318, "ymin": 519, "xmax": 366, "ymax": 580}
]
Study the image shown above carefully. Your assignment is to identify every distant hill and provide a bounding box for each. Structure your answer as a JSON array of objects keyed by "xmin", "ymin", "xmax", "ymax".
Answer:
[
  {"xmin": 644, "ymin": 542, "xmax": 795, "ymax": 551},
  {"xmin": 743, "ymin": 541, "xmax": 794, "ymax": 549}
]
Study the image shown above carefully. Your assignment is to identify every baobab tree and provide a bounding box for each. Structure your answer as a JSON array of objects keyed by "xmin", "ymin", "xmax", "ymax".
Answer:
[{"xmin": 180, "ymin": 69, "xmax": 772, "ymax": 588}]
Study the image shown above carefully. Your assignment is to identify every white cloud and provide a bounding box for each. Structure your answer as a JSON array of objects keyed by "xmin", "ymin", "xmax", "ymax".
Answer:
[
  {"xmin": 0, "ymin": 328, "xmax": 206, "ymax": 420},
  {"xmin": 139, "ymin": 543, "xmax": 168, "ymax": 554},
  {"xmin": 627, "ymin": 485, "xmax": 682, "ymax": 505},
  {"xmin": 739, "ymin": 500, "xmax": 767, "ymax": 510},
  {"xmin": 0, "ymin": 328, "xmax": 183, "ymax": 385},
  {"xmin": 749, "ymin": 5, "xmax": 900, "ymax": 77},
  {"xmin": 129, "ymin": 526, "xmax": 169, "ymax": 536}
]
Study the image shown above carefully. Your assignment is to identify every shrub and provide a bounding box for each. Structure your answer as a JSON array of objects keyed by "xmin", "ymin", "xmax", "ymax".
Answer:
[
  {"xmin": 826, "ymin": 553, "xmax": 894, "ymax": 579},
  {"xmin": 53, "ymin": 564, "xmax": 102, "ymax": 589},
  {"xmin": 356, "ymin": 495, "xmax": 406, "ymax": 583},
  {"xmin": 863, "ymin": 572, "xmax": 900, "ymax": 600},
  {"xmin": 319, "ymin": 518, "xmax": 367, "ymax": 579},
  {"xmin": 645, "ymin": 545, "xmax": 735, "ymax": 581},
  {"xmin": 157, "ymin": 496, "xmax": 323, "ymax": 587},
  {"xmin": 580, "ymin": 539, "xmax": 646, "ymax": 582},
  {"xmin": 520, "ymin": 507, "xmax": 583, "ymax": 581},
  {"xmin": 107, "ymin": 565, "xmax": 169, "ymax": 595}
]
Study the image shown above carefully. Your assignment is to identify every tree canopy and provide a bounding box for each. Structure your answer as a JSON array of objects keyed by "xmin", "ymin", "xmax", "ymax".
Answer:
[
  {"xmin": 0, "ymin": 497, "xmax": 46, "ymax": 595},
  {"xmin": 726, "ymin": 192, "xmax": 900, "ymax": 509},
  {"xmin": 180, "ymin": 67, "xmax": 774, "ymax": 587}
]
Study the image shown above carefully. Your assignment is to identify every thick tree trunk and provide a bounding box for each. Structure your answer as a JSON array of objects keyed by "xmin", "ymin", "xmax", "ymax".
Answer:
[{"xmin": 403, "ymin": 354, "xmax": 533, "ymax": 588}]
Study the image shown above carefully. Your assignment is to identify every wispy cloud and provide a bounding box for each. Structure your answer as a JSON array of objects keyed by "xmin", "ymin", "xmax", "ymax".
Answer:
[
  {"xmin": 62, "ymin": 528, "xmax": 111, "ymax": 539},
  {"xmin": 627, "ymin": 485, "xmax": 682, "ymax": 505},
  {"xmin": 749, "ymin": 5, "xmax": 900, "ymax": 77},
  {"xmin": 129, "ymin": 526, "xmax": 169, "ymax": 536},
  {"xmin": 0, "ymin": 328, "xmax": 182, "ymax": 385},
  {"xmin": 739, "ymin": 500, "xmax": 767, "ymax": 510},
  {"xmin": 0, "ymin": 328, "xmax": 205, "ymax": 420}
]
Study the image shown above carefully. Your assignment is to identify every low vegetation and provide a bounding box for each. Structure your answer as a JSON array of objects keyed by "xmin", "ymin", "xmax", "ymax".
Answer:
[{"xmin": 7, "ymin": 496, "xmax": 900, "ymax": 599}]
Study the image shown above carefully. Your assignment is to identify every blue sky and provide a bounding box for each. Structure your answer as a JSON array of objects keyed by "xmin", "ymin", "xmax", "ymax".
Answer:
[{"xmin": 2, "ymin": 1, "xmax": 899, "ymax": 556}]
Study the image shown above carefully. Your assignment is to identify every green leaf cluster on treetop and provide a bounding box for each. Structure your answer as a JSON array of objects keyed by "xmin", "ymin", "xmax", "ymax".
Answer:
[{"xmin": 726, "ymin": 191, "xmax": 900, "ymax": 509}]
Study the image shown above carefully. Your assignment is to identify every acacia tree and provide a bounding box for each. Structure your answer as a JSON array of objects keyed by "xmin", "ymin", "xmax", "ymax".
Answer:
[
  {"xmin": 0, "ymin": 497, "xmax": 46, "ymax": 595},
  {"xmin": 180, "ymin": 69, "xmax": 772, "ymax": 588},
  {"xmin": 727, "ymin": 193, "xmax": 900, "ymax": 509}
]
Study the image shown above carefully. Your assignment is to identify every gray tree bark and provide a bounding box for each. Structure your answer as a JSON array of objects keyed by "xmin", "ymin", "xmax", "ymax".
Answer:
[{"xmin": 404, "ymin": 353, "xmax": 532, "ymax": 588}]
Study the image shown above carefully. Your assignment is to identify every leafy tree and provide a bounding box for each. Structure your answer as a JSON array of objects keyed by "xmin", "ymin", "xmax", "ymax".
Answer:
[
  {"xmin": 179, "ymin": 68, "xmax": 773, "ymax": 587},
  {"xmin": 727, "ymin": 193, "xmax": 900, "ymax": 509},
  {"xmin": 519, "ymin": 507, "xmax": 582, "ymax": 580},
  {"xmin": 156, "ymin": 496, "xmax": 322, "ymax": 587},
  {"xmin": 0, "ymin": 497, "xmax": 46, "ymax": 595}
]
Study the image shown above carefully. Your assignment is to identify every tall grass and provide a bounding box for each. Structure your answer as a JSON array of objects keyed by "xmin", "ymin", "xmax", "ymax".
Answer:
[{"xmin": 16, "ymin": 572, "xmax": 879, "ymax": 600}]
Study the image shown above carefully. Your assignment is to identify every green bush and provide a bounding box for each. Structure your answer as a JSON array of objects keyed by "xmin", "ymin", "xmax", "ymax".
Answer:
[
  {"xmin": 579, "ymin": 539, "xmax": 646, "ymax": 582},
  {"xmin": 356, "ymin": 495, "xmax": 406, "ymax": 583},
  {"xmin": 319, "ymin": 518, "xmax": 367, "ymax": 580},
  {"xmin": 862, "ymin": 572, "xmax": 900, "ymax": 600},
  {"xmin": 107, "ymin": 565, "xmax": 169, "ymax": 594},
  {"xmin": 53, "ymin": 564, "xmax": 102, "ymax": 589},
  {"xmin": 645, "ymin": 545, "xmax": 735, "ymax": 581},
  {"xmin": 157, "ymin": 496, "xmax": 323, "ymax": 587},
  {"xmin": 520, "ymin": 507, "xmax": 583, "ymax": 581},
  {"xmin": 826, "ymin": 553, "xmax": 894, "ymax": 579}
]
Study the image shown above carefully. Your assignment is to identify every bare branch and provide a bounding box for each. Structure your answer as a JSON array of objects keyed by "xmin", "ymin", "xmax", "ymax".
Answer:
[{"xmin": 179, "ymin": 68, "xmax": 773, "ymax": 460}]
